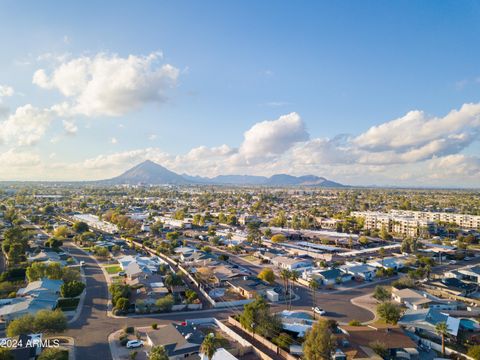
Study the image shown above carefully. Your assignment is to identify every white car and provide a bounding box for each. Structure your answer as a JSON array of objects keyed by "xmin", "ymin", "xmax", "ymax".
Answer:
[
  {"xmin": 312, "ymin": 307, "xmax": 326, "ymax": 315},
  {"xmin": 126, "ymin": 340, "xmax": 144, "ymax": 349},
  {"xmin": 448, "ymin": 260, "xmax": 457, "ymax": 265},
  {"xmin": 79, "ymin": 261, "xmax": 86, "ymax": 266}
]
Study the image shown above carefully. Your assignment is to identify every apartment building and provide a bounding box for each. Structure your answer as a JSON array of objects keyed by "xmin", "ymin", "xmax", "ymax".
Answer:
[
  {"xmin": 351, "ymin": 211, "xmax": 435, "ymax": 237},
  {"xmin": 390, "ymin": 210, "xmax": 480, "ymax": 229}
]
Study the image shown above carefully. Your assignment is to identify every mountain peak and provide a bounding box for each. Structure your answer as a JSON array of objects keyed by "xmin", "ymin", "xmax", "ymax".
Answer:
[
  {"xmin": 106, "ymin": 160, "xmax": 188, "ymax": 185},
  {"xmin": 104, "ymin": 160, "xmax": 345, "ymax": 187}
]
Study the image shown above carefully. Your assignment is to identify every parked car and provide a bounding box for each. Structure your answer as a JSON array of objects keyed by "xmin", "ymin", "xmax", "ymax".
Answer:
[
  {"xmin": 126, "ymin": 340, "xmax": 143, "ymax": 349},
  {"xmin": 464, "ymin": 257, "xmax": 472, "ymax": 261},
  {"xmin": 448, "ymin": 260, "xmax": 457, "ymax": 265},
  {"xmin": 312, "ymin": 307, "xmax": 326, "ymax": 315},
  {"xmin": 118, "ymin": 271, "xmax": 126, "ymax": 277},
  {"xmin": 79, "ymin": 261, "xmax": 86, "ymax": 266}
]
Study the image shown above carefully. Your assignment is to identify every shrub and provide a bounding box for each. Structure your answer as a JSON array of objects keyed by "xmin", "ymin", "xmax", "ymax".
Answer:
[
  {"xmin": 124, "ymin": 326, "xmax": 135, "ymax": 334},
  {"xmin": 155, "ymin": 294, "xmax": 174, "ymax": 312},
  {"xmin": 38, "ymin": 348, "xmax": 68, "ymax": 360},
  {"xmin": 151, "ymin": 323, "xmax": 158, "ymax": 329},
  {"xmin": 60, "ymin": 280, "xmax": 85, "ymax": 298},
  {"xmin": 348, "ymin": 320, "xmax": 361, "ymax": 326}
]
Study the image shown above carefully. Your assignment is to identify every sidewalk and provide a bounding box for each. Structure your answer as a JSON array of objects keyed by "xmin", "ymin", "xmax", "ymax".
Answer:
[{"xmin": 350, "ymin": 293, "xmax": 379, "ymax": 324}]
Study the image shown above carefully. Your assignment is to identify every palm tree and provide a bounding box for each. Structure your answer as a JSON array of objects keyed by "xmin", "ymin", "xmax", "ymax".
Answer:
[
  {"xmin": 200, "ymin": 334, "xmax": 218, "ymax": 360},
  {"xmin": 435, "ymin": 321, "xmax": 449, "ymax": 355},
  {"xmin": 308, "ymin": 279, "xmax": 319, "ymax": 319},
  {"xmin": 289, "ymin": 270, "xmax": 299, "ymax": 309},
  {"xmin": 280, "ymin": 269, "xmax": 290, "ymax": 299}
]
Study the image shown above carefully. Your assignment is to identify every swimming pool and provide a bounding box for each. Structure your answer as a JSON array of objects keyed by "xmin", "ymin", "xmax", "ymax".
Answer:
[{"xmin": 460, "ymin": 318, "xmax": 479, "ymax": 331}]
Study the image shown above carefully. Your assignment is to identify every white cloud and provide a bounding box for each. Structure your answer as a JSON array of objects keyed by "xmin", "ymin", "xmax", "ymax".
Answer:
[
  {"xmin": 0, "ymin": 85, "xmax": 14, "ymax": 98},
  {"xmin": 0, "ymin": 104, "xmax": 52, "ymax": 146},
  {"xmin": 62, "ymin": 119, "xmax": 78, "ymax": 135},
  {"xmin": 33, "ymin": 52, "xmax": 179, "ymax": 117},
  {"xmin": 0, "ymin": 148, "xmax": 41, "ymax": 167},
  {"xmin": 110, "ymin": 137, "xmax": 118, "ymax": 144},
  {"xmin": 148, "ymin": 134, "xmax": 158, "ymax": 141},
  {"xmin": 354, "ymin": 103, "xmax": 480, "ymax": 153},
  {"xmin": 239, "ymin": 112, "xmax": 309, "ymax": 163}
]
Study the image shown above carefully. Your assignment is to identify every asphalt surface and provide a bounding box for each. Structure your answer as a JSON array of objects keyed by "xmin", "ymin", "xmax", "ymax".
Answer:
[{"xmin": 59, "ymin": 236, "xmax": 480, "ymax": 359}]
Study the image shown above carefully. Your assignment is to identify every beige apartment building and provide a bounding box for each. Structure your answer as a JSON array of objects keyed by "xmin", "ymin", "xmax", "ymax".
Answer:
[
  {"xmin": 351, "ymin": 211, "xmax": 436, "ymax": 237},
  {"xmin": 389, "ymin": 210, "xmax": 480, "ymax": 229}
]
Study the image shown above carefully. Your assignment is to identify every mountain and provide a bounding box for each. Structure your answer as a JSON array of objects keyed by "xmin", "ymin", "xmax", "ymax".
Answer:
[
  {"xmin": 104, "ymin": 160, "xmax": 189, "ymax": 185},
  {"xmin": 104, "ymin": 160, "xmax": 345, "ymax": 187}
]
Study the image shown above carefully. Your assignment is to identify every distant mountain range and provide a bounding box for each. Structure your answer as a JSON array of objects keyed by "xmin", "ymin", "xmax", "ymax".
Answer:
[{"xmin": 103, "ymin": 160, "xmax": 345, "ymax": 187}]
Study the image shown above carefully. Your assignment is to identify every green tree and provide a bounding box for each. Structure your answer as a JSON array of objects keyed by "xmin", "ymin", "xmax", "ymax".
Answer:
[
  {"xmin": 115, "ymin": 297, "xmax": 130, "ymax": 312},
  {"xmin": 73, "ymin": 221, "xmax": 89, "ymax": 233},
  {"xmin": 377, "ymin": 302, "xmax": 401, "ymax": 324},
  {"xmin": 200, "ymin": 334, "xmax": 218, "ymax": 360},
  {"xmin": 45, "ymin": 238, "xmax": 63, "ymax": 249},
  {"xmin": 155, "ymin": 294, "xmax": 174, "ymax": 312},
  {"xmin": 280, "ymin": 269, "xmax": 290, "ymax": 299},
  {"xmin": 373, "ymin": 285, "xmax": 391, "ymax": 302},
  {"xmin": 34, "ymin": 309, "xmax": 67, "ymax": 334},
  {"xmin": 246, "ymin": 222, "xmax": 262, "ymax": 245},
  {"xmin": 435, "ymin": 321, "xmax": 449, "ymax": 355},
  {"xmin": 257, "ymin": 268, "xmax": 275, "ymax": 284},
  {"xmin": 60, "ymin": 280, "xmax": 85, "ymax": 298},
  {"xmin": 6, "ymin": 314, "xmax": 36, "ymax": 337},
  {"xmin": 38, "ymin": 348, "xmax": 68, "ymax": 360},
  {"xmin": 8, "ymin": 243, "xmax": 24, "ymax": 264},
  {"xmin": 148, "ymin": 346, "xmax": 168, "ymax": 360},
  {"xmin": 53, "ymin": 226, "xmax": 70, "ymax": 238},
  {"xmin": 239, "ymin": 296, "xmax": 281, "ymax": 339},
  {"xmin": 303, "ymin": 319, "xmax": 335, "ymax": 360}
]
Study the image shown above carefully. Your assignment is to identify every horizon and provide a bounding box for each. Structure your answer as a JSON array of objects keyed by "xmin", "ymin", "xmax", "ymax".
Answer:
[{"xmin": 1, "ymin": 1, "xmax": 480, "ymax": 187}]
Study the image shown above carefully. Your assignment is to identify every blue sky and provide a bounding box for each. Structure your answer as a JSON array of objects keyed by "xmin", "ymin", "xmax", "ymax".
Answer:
[{"xmin": 0, "ymin": 1, "xmax": 480, "ymax": 186}]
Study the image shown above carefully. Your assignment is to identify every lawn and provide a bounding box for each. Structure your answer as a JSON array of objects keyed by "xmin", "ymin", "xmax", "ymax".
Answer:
[
  {"xmin": 104, "ymin": 264, "xmax": 122, "ymax": 274},
  {"xmin": 242, "ymin": 255, "xmax": 261, "ymax": 263}
]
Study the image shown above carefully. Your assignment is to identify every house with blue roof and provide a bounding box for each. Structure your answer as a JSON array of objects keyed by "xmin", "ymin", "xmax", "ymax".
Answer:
[{"xmin": 398, "ymin": 308, "xmax": 460, "ymax": 338}]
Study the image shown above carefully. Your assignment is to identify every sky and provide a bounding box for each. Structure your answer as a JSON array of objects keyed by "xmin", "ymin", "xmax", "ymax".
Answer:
[{"xmin": 1, "ymin": 1, "xmax": 480, "ymax": 187}]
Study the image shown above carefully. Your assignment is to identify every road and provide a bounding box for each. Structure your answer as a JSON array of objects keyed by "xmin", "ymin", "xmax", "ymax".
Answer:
[{"xmin": 63, "ymin": 241, "xmax": 238, "ymax": 360}]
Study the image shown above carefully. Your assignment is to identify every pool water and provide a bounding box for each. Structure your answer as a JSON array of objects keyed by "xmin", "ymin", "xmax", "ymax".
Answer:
[{"xmin": 460, "ymin": 319, "xmax": 479, "ymax": 331}]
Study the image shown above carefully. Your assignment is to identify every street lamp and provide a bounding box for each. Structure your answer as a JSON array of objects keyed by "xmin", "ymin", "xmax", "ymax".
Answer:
[{"xmin": 251, "ymin": 322, "xmax": 256, "ymax": 340}]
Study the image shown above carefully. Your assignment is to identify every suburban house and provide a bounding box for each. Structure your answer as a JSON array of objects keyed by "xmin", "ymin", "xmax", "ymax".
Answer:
[
  {"xmin": 398, "ymin": 308, "xmax": 460, "ymax": 338},
  {"xmin": 428, "ymin": 277, "xmax": 478, "ymax": 297},
  {"xmin": 227, "ymin": 277, "xmax": 275, "ymax": 299},
  {"xmin": 369, "ymin": 256, "xmax": 406, "ymax": 270},
  {"xmin": 458, "ymin": 265, "xmax": 480, "ymax": 284},
  {"xmin": 271, "ymin": 256, "xmax": 313, "ymax": 271},
  {"xmin": 340, "ymin": 263, "xmax": 377, "ymax": 281},
  {"xmin": 117, "ymin": 255, "xmax": 167, "ymax": 279},
  {"xmin": 0, "ymin": 279, "xmax": 63, "ymax": 323},
  {"xmin": 336, "ymin": 324, "xmax": 417, "ymax": 360},
  {"xmin": 145, "ymin": 323, "xmax": 204, "ymax": 359},
  {"xmin": 303, "ymin": 268, "xmax": 350, "ymax": 286},
  {"xmin": 391, "ymin": 288, "xmax": 458, "ymax": 311}
]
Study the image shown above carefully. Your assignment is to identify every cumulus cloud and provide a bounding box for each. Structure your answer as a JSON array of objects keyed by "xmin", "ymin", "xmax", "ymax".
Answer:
[
  {"xmin": 239, "ymin": 112, "xmax": 309, "ymax": 163},
  {"xmin": 62, "ymin": 119, "xmax": 78, "ymax": 135},
  {"xmin": 353, "ymin": 103, "xmax": 480, "ymax": 162},
  {"xmin": 33, "ymin": 52, "xmax": 179, "ymax": 117},
  {"xmin": 0, "ymin": 104, "xmax": 52, "ymax": 146}
]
